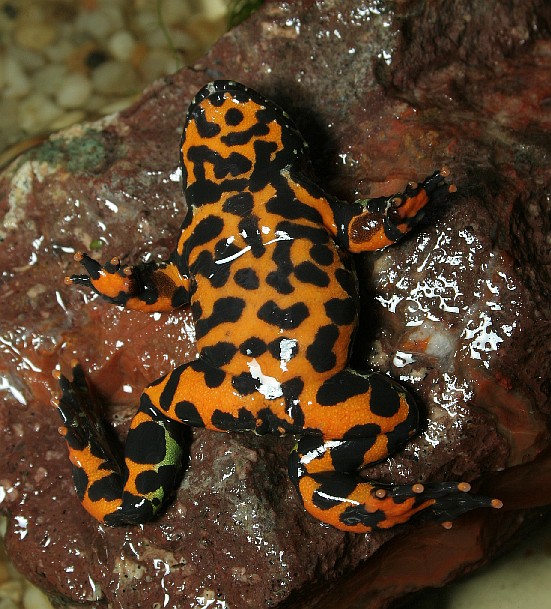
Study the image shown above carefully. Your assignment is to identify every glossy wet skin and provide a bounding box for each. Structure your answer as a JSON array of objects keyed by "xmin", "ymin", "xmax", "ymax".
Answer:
[{"xmin": 56, "ymin": 80, "xmax": 501, "ymax": 531}]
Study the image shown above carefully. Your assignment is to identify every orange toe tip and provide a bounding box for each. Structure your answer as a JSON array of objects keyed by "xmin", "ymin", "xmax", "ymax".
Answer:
[
  {"xmin": 411, "ymin": 483, "xmax": 424, "ymax": 494},
  {"xmin": 448, "ymin": 184, "xmax": 457, "ymax": 193},
  {"xmin": 441, "ymin": 520, "xmax": 453, "ymax": 530},
  {"xmin": 374, "ymin": 488, "xmax": 387, "ymax": 499},
  {"xmin": 123, "ymin": 266, "xmax": 132, "ymax": 276},
  {"xmin": 64, "ymin": 276, "xmax": 73, "ymax": 285},
  {"xmin": 457, "ymin": 482, "xmax": 471, "ymax": 493},
  {"xmin": 491, "ymin": 498, "xmax": 503, "ymax": 510},
  {"xmin": 440, "ymin": 166, "xmax": 450, "ymax": 177},
  {"xmin": 74, "ymin": 251, "xmax": 84, "ymax": 261}
]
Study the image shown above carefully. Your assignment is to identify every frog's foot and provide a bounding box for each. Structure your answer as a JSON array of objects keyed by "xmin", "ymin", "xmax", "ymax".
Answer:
[
  {"xmin": 65, "ymin": 251, "xmax": 135, "ymax": 305},
  {"xmin": 52, "ymin": 362, "xmax": 125, "ymax": 523},
  {"xmin": 386, "ymin": 167, "xmax": 456, "ymax": 235},
  {"xmin": 348, "ymin": 168, "xmax": 455, "ymax": 252}
]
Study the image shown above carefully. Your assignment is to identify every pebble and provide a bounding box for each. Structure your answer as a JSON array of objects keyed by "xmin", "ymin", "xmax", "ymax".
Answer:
[
  {"xmin": 0, "ymin": 0, "xmax": 229, "ymax": 199},
  {"xmin": 140, "ymin": 49, "xmax": 181, "ymax": 82},
  {"xmin": 3, "ymin": 55, "xmax": 31, "ymax": 99},
  {"xmin": 19, "ymin": 93, "xmax": 63, "ymax": 132},
  {"xmin": 14, "ymin": 22, "xmax": 56, "ymax": 52},
  {"xmin": 56, "ymin": 73, "xmax": 92, "ymax": 109},
  {"xmin": 107, "ymin": 30, "xmax": 136, "ymax": 62},
  {"xmin": 91, "ymin": 60, "xmax": 139, "ymax": 95},
  {"xmin": 31, "ymin": 64, "xmax": 67, "ymax": 97}
]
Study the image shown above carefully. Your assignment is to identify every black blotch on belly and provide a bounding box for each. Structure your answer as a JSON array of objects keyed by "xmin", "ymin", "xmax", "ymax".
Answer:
[
  {"xmin": 324, "ymin": 297, "xmax": 356, "ymax": 326},
  {"xmin": 257, "ymin": 300, "xmax": 309, "ymax": 329},
  {"xmin": 223, "ymin": 191, "xmax": 254, "ymax": 216},
  {"xmin": 239, "ymin": 337, "xmax": 267, "ymax": 357},
  {"xmin": 234, "ymin": 267, "xmax": 260, "ymax": 290},
  {"xmin": 200, "ymin": 342, "xmax": 238, "ymax": 368},
  {"xmin": 211, "ymin": 407, "xmax": 256, "ymax": 431},
  {"xmin": 294, "ymin": 261, "xmax": 330, "ymax": 287},
  {"xmin": 195, "ymin": 297, "xmax": 246, "ymax": 339},
  {"xmin": 306, "ymin": 325, "xmax": 339, "ymax": 372},
  {"xmin": 316, "ymin": 370, "xmax": 371, "ymax": 406}
]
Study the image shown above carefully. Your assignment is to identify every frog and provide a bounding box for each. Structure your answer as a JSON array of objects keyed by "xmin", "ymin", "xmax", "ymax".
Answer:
[{"xmin": 54, "ymin": 80, "xmax": 502, "ymax": 532}]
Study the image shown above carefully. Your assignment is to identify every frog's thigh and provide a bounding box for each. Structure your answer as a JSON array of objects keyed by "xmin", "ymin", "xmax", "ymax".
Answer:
[
  {"xmin": 307, "ymin": 368, "xmax": 419, "ymax": 445},
  {"xmin": 141, "ymin": 358, "xmax": 245, "ymax": 430}
]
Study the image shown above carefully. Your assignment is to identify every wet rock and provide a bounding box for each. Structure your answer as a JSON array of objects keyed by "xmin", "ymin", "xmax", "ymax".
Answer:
[{"xmin": 0, "ymin": 1, "xmax": 549, "ymax": 608}]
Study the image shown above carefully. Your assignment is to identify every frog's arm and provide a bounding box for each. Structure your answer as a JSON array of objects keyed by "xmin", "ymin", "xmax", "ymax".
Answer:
[
  {"xmin": 66, "ymin": 252, "xmax": 191, "ymax": 312},
  {"xmin": 287, "ymin": 168, "xmax": 454, "ymax": 253}
]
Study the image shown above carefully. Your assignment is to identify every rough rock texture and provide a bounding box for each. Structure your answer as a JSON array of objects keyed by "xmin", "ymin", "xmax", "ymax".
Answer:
[{"xmin": 0, "ymin": 1, "xmax": 550, "ymax": 608}]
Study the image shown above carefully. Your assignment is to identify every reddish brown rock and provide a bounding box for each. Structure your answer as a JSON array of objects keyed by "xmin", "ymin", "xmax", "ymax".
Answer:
[{"xmin": 0, "ymin": 1, "xmax": 549, "ymax": 608}]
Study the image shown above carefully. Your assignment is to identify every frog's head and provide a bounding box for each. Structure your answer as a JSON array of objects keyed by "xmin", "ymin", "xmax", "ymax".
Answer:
[{"xmin": 180, "ymin": 81, "xmax": 307, "ymax": 207}]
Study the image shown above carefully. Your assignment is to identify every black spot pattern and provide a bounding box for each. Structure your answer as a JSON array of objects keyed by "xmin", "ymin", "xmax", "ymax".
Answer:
[
  {"xmin": 211, "ymin": 407, "xmax": 256, "ymax": 431},
  {"xmin": 310, "ymin": 243, "xmax": 334, "ymax": 266},
  {"xmin": 324, "ymin": 297, "xmax": 356, "ymax": 326},
  {"xmin": 257, "ymin": 300, "xmax": 309, "ymax": 330},
  {"xmin": 232, "ymin": 372, "xmax": 259, "ymax": 395},
  {"xmin": 195, "ymin": 297, "xmax": 246, "ymax": 339},
  {"xmin": 190, "ymin": 359, "xmax": 226, "ymax": 389},
  {"xmin": 316, "ymin": 371, "xmax": 371, "ymax": 406},
  {"xmin": 367, "ymin": 374, "xmax": 403, "ymax": 418},
  {"xmin": 266, "ymin": 240, "xmax": 294, "ymax": 294},
  {"xmin": 294, "ymin": 261, "xmax": 330, "ymax": 287},
  {"xmin": 225, "ymin": 107, "xmax": 244, "ymax": 125},
  {"xmin": 238, "ymin": 214, "xmax": 264, "ymax": 257},
  {"xmin": 174, "ymin": 400, "xmax": 205, "ymax": 426},
  {"xmin": 329, "ymin": 437, "xmax": 378, "ymax": 472},
  {"xmin": 221, "ymin": 121, "xmax": 270, "ymax": 146},
  {"xmin": 340, "ymin": 504, "xmax": 386, "ymax": 528},
  {"xmin": 184, "ymin": 215, "xmax": 224, "ymax": 253},
  {"xmin": 239, "ymin": 337, "xmax": 267, "ymax": 357},
  {"xmin": 126, "ymin": 421, "xmax": 168, "ymax": 464},
  {"xmin": 200, "ymin": 342, "xmax": 237, "ymax": 367},
  {"xmin": 306, "ymin": 325, "xmax": 339, "ymax": 372},
  {"xmin": 88, "ymin": 473, "xmax": 123, "ymax": 501},
  {"xmin": 311, "ymin": 472, "xmax": 358, "ymax": 510},
  {"xmin": 234, "ymin": 267, "xmax": 259, "ymax": 290},
  {"xmin": 222, "ymin": 191, "xmax": 254, "ymax": 216}
]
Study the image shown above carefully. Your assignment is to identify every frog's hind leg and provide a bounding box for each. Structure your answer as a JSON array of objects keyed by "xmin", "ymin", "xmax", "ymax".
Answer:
[
  {"xmin": 289, "ymin": 369, "xmax": 502, "ymax": 533},
  {"xmin": 289, "ymin": 435, "xmax": 502, "ymax": 533},
  {"xmin": 54, "ymin": 363, "xmax": 187, "ymax": 526}
]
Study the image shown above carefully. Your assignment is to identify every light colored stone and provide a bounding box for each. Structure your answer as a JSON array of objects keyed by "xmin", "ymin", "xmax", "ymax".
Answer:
[
  {"xmin": 140, "ymin": 49, "xmax": 180, "ymax": 82},
  {"xmin": 49, "ymin": 110, "xmax": 86, "ymax": 131},
  {"xmin": 22, "ymin": 584, "xmax": 54, "ymax": 609},
  {"xmin": 91, "ymin": 60, "xmax": 139, "ymax": 95},
  {"xmin": 74, "ymin": 5, "xmax": 123, "ymax": 39},
  {"xmin": 3, "ymin": 55, "xmax": 31, "ymax": 99},
  {"xmin": 32, "ymin": 63, "xmax": 68, "ymax": 96},
  {"xmin": 160, "ymin": 0, "xmax": 191, "ymax": 24},
  {"xmin": 43, "ymin": 38, "xmax": 74, "ymax": 63},
  {"xmin": 19, "ymin": 93, "xmax": 63, "ymax": 133},
  {"xmin": 14, "ymin": 22, "xmax": 57, "ymax": 51},
  {"xmin": 10, "ymin": 46, "xmax": 45, "ymax": 72},
  {"xmin": 56, "ymin": 72, "xmax": 92, "ymax": 109},
  {"xmin": 107, "ymin": 30, "xmax": 136, "ymax": 61}
]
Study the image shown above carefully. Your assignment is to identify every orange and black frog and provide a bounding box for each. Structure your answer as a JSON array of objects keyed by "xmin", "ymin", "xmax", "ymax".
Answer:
[{"xmin": 54, "ymin": 81, "xmax": 501, "ymax": 531}]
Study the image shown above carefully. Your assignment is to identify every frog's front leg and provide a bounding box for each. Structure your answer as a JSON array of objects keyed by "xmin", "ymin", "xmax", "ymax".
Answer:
[{"xmin": 66, "ymin": 252, "xmax": 191, "ymax": 312}]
